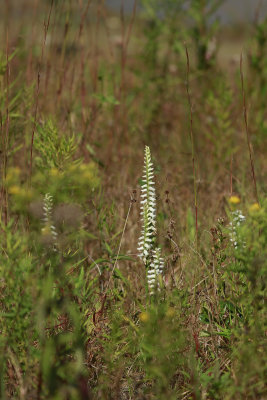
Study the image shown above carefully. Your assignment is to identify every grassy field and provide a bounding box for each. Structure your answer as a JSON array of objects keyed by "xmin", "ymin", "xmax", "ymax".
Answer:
[{"xmin": 0, "ymin": 1, "xmax": 266, "ymax": 399}]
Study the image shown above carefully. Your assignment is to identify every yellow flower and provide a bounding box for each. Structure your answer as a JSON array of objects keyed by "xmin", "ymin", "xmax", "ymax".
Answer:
[
  {"xmin": 9, "ymin": 185, "xmax": 21, "ymax": 195},
  {"xmin": 249, "ymin": 203, "xmax": 260, "ymax": 212},
  {"xmin": 229, "ymin": 196, "xmax": 241, "ymax": 205},
  {"xmin": 139, "ymin": 312, "xmax": 149, "ymax": 323}
]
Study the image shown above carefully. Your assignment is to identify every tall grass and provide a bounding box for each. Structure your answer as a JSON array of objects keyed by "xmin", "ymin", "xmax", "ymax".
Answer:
[{"xmin": 0, "ymin": 0, "xmax": 266, "ymax": 399}]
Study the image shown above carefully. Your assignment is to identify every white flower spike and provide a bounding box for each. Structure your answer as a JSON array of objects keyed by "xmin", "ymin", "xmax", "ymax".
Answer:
[
  {"xmin": 42, "ymin": 193, "xmax": 58, "ymax": 249},
  {"xmin": 229, "ymin": 209, "xmax": 246, "ymax": 249},
  {"xmin": 138, "ymin": 146, "xmax": 165, "ymax": 295}
]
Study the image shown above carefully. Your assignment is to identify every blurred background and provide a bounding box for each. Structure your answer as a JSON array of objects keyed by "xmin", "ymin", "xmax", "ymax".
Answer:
[
  {"xmin": 1, "ymin": 0, "xmax": 266, "ymax": 215},
  {"xmin": 108, "ymin": 0, "xmax": 267, "ymax": 23}
]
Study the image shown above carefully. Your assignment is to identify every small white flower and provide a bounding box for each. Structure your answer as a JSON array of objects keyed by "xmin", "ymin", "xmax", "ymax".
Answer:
[{"xmin": 229, "ymin": 209, "xmax": 246, "ymax": 249}]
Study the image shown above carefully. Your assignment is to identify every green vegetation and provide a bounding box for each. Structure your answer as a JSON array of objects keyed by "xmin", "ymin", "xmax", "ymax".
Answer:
[{"xmin": 0, "ymin": 0, "xmax": 266, "ymax": 399}]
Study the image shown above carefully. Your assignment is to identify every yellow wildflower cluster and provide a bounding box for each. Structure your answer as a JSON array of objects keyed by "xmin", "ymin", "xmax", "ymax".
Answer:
[
  {"xmin": 9, "ymin": 185, "xmax": 21, "ymax": 195},
  {"xmin": 139, "ymin": 307, "xmax": 175, "ymax": 323},
  {"xmin": 8, "ymin": 185, "xmax": 33, "ymax": 200},
  {"xmin": 72, "ymin": 162, "xmax": 100, "ymax": 188},
  {"xmin": 47, "ymin": 162, "xmax": 100, "ymax": 190}
]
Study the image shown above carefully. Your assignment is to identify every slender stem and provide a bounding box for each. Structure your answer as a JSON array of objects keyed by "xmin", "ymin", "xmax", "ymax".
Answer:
[
  {"xmin": 29, "ymin": 0, "xmax": 54, "ymax": 182},
  {"xmin": 185, "ymin": 45, "xmax": 198, "ymax": 241},
  {"xmin": 240, "ymin": 53, "xmax": 259, "ymax": 204},
  {"xmin": 119, "ymin": 0, "xmax": 137, "ymax": 135},
  {"xmin": 105, "ymin": 198, "xmax": 133, "ymax": 291},
  {"xmin": 2, "ymin": 28, "xmax": 10, "ymax": 225},
  {"xmin": 230, "ymin": 155, "xmax": 233, "ymax": 196}
]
